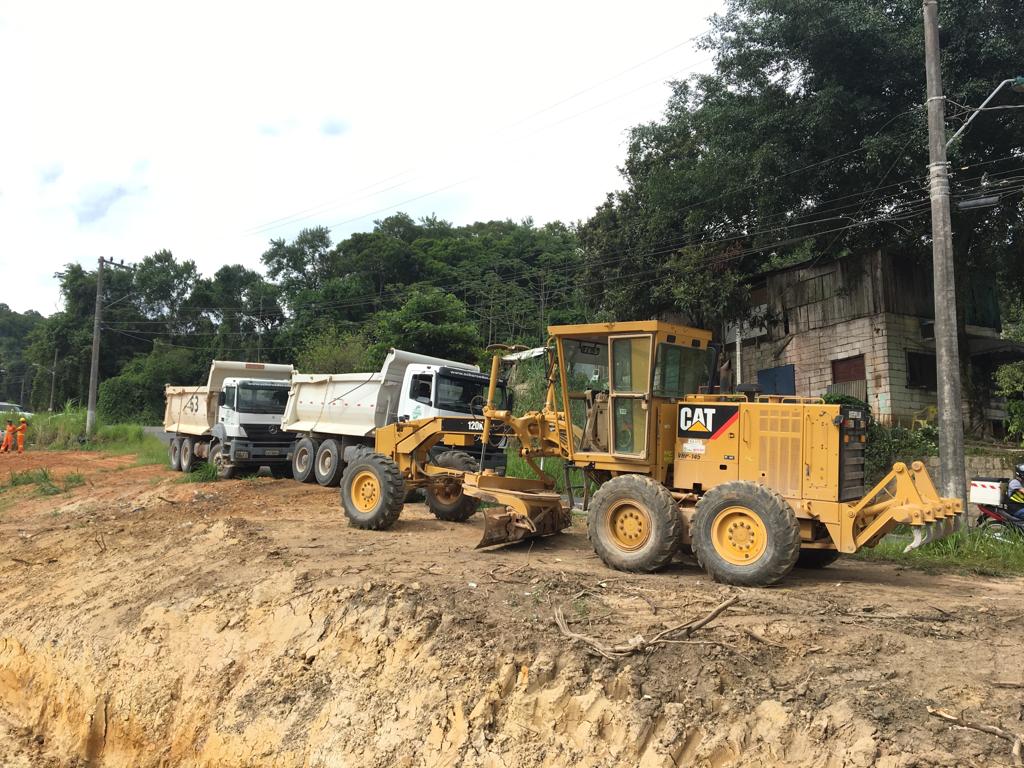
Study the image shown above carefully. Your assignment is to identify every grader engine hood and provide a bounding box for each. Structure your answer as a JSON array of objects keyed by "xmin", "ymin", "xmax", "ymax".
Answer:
[{"xmin": 673, "ymin": 398, "xmax": 962, "ymax": 554}]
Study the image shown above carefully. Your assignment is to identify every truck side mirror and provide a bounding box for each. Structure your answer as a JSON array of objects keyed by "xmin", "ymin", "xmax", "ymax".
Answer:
[
  {"xmin": 416, "ymin": 381, "xmax": 432, "ymax": 403},
  {"xmin": 217, "ymin": 392, "xmax": 226, "ymax": 407}
]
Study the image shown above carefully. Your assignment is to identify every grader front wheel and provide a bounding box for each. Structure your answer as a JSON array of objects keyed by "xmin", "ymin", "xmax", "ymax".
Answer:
[
  {"xmin": 692, "ymin": 481, "xmax": 801, "ymax": 586},
  {"xmin": 425, "ymin": 451, "xmax": 480, "ymax": 522},
  {"xmin": 588, "ymin": 475, "xmax": 681, "ymax": 572},
  {"xmin": 340, "ymin": 451, "xmax": 406, "ymax": 530}
]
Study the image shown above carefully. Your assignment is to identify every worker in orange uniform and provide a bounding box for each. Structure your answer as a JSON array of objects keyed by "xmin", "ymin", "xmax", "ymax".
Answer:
[
  {"xmin": 15, "ymin": 417, "xmax": 27, "ymax": 454},
  {"xmin": 0, "ymin": 420, "xmax": 13, "ymax": 453}
]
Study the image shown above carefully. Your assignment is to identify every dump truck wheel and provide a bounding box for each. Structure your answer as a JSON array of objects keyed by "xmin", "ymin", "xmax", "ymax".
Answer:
[
  {"xmin": 588, "ymin": 474, "xmax": 681, "ymax": 572},
  {"xmin": 314, "ymin": 439, "xmax": 344, "ymax": 487},
  {"xmin": 292, "ymin": 438, "xmax": 318, "ymax": 483},
  {"xmin": 795, "ymin": 549, "xmax": 841, "ymax": 568},
  {"xmin": 180, "ymin": 438, "xmax": 198, "ymax": 473},
  {"xmin": 692, "ymin": 481, "xmax": 800, "ymax": 586},
  {"xmin": 209, "ymin": 442, "xmax": 238, "ymax": 480},
  {"xmin": 168, "ymin": 438, "xmax": 182, "ymax": 471},
  {"xmin": 340, "ymin": 451, "xmax": 406, "ymax": 530},
  {"xmin": 425, "ymin": 451, "xmax": 480, "ymax": 522}
]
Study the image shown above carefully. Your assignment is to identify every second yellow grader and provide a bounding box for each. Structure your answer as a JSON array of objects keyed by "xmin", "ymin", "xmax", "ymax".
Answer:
[{"xmin": 337, "ymin": 320, "xmax": 961, "ymax": 587}]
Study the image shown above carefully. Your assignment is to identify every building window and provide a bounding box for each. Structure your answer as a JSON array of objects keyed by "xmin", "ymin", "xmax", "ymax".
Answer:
[
  {"xmin": 906, "ymin": 351, "xmax": 937, "ymax": 390},
  {"xmin": 832, "ymin": 355, "xmax": 866, "ymax": 384}
]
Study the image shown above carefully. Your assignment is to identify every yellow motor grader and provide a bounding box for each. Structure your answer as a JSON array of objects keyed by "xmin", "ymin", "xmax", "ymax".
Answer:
[{"xmin": 337, "ymin": 320, "xmax": 961, "ymax": 586}]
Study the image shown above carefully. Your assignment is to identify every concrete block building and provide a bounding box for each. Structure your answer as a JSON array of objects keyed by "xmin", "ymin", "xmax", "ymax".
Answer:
[{"xmin": 725, "ymin": 251, "xmax": 1022, "ymax": 434}]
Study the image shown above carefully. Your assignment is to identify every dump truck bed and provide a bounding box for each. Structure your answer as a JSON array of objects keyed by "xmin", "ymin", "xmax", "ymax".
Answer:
[
  {"xmin": 163, "ymin": 360, "xmax": 294, "ymax": 437},
  {"xmin": 282, "ymin": 349, "xmax": 477, "ymax": 437}
]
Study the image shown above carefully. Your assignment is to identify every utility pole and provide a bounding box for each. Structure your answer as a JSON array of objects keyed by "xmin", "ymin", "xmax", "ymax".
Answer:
[
  {"xmin": 86, "ymin": 257, "xmax": 133, "ymax": 435},
  {"xmin": 86, "ymin": 257, "xmax": 105, "ymax": 435},
  {"xmin": 922, "ymin": 0, "xmax": 966, "ymax": 510},
  {"xmin": 49, "ymin": 347, "xmax": 58, "ymax": 412}
]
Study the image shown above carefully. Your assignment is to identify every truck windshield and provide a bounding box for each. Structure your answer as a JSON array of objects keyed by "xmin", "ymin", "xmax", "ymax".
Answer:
[
  {"xmin": 435, "ymin": 373, "xmax": 507, "ymax": 414},
  {"xmin": 236, "ymin": 383, "xmax": 289, "ymax": 414}
]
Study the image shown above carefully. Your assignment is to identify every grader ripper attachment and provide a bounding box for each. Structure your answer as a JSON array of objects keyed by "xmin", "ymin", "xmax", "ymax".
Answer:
[{"xmin": 338, "ymin": 320, "xmax": 961, "ymax": 586}]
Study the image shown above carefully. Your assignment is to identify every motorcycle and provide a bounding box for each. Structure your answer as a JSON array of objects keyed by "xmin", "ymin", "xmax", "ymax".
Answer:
[{"xmin": 969, "ymin": 477, "xmax": 1024, "ymax": 541}]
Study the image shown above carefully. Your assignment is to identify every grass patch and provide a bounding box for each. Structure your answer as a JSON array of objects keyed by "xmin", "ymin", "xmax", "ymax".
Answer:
[
  {"xmin": 854, "ymin": 528, "xmax": 1024, "ymax": 577},
  {"xmin": 177, "ymin": 462, "xmax": 219, "ymax": 484},
  {"xmin": 3, "ymin": 467, "xmax": 85, "ymax": 497}
]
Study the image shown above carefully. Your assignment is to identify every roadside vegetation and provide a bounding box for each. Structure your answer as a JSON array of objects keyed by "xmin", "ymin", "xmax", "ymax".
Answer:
[
  {"xmin": 855, "ymin": 528, "xmax": 1024, "ymax": 577},
  {"xmin": 2, "ymin": 467, "xmax": 87, "ymax": 497},
  {"xmin": 10, "ymin": 404, "xmax": 166, "ymax": 466}
]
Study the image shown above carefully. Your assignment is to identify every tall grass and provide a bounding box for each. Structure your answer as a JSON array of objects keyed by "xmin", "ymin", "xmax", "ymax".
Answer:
[
  {"xmin": 13, "ymin": 404, "xmax": 166, "ymax": 465},
  {"xmin": 855, "ymin": 528, "xmax": 1024, "ymax": 577}
]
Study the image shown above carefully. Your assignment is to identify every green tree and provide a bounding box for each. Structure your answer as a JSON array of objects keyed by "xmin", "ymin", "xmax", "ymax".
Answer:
[
  {"xmin": 580, "ymin": 0, "xmax": 1023, "ymax": 331},
  {"xmin": 295, "ymin": 326, "xmax": 368, "ymax": 373},
  {"xmin": 363, "ymin": 286, "xmax": 481, "ymax": 365}
]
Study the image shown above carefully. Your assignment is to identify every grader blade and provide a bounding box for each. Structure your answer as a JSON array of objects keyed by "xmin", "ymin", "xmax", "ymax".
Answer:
[{"xmin": 461, "ymin": 473, "xmax": 571, "ymax": 549}]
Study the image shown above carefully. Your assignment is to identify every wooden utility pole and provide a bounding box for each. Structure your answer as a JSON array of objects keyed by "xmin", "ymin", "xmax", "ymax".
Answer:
[
  {"xmin": 922, "ymin": 0, "xmax": 966, "ymax": 509},
  {"xmin": 86, "ymin": 257, "xmax": 105, "ymax": 435}
]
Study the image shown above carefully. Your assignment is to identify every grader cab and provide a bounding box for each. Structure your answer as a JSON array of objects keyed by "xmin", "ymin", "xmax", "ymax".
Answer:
[{"xmin": 338, "ymin": 320, "xmax": 962, "ymax": 587}]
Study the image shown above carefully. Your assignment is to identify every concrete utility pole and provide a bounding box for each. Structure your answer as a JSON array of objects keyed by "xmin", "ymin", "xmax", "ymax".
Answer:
[
  {"xmin": 86, "ymin": 257, "xmax": 134, "ymax": 434},
  {"xmin": 49, "ymin": 347, "xmax": 58, "ymax": 412},
  {"xmin": 86, "ymin": 257, "xmax": 105, "ymax": 435},
  {"xmin": 922, "ymin": 0, "xmax": 966, "ymax": 509}
]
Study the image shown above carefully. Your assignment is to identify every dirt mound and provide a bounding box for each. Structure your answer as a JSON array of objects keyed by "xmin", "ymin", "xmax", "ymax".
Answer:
[{"xmin": 0, "ymin": 452, "xmax": 1021, "ymax": 766}]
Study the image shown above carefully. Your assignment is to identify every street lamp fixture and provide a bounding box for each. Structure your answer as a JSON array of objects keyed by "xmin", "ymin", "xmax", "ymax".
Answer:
[{"xmin": 946, "ymin": 76, "xmax": 1024, "ymax": 148}]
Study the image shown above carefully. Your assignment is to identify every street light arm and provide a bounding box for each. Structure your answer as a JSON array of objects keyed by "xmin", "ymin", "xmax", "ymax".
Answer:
[{"xmin": 945, "ymin": 79, "xmax": 1015, "ymax": 148}]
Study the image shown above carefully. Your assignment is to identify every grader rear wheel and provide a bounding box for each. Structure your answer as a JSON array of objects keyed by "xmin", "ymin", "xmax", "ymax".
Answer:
[
  {"xmin": 587, "ymin": 475, "xmax": 681, "ymax": 572},
  {"xmin": 692, "ymin": 481, "xmax": 800, "ymax": 586},
  {"xmin": 340, "ymin": 451, "xmax": 406, "ymax": 530}
]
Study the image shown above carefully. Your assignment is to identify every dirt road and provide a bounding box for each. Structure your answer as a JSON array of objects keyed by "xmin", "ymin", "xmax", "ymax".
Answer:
[{"xmin": 0, "ymin": 451, "xmax": 1021, "ymax": 767}]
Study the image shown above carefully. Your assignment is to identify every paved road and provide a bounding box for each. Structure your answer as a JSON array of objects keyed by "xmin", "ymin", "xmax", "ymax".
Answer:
[{"xmin": 144, "ymin": 426, "xmax": 171, "ymax": 444}]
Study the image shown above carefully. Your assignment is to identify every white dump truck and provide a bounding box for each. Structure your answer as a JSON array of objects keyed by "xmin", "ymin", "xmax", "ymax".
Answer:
[
  {"xmin": 282, "ymin": 349, "xmax": 509, "ymax": 487},
  {"xmin": 164, "ymin": 360, "xmax": 296, "ymax": 479}
]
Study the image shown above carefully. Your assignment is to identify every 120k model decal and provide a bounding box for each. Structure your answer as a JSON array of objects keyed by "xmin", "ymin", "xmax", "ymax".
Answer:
[{"xmin": 677, "ymin": 405, "xmax": 739, "ymax": 439}]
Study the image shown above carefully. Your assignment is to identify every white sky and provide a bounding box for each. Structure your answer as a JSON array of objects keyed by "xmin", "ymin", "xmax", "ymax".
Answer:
[{"xmin": 0, "ymin": 1, "xmax": 721, "ymax": 315}]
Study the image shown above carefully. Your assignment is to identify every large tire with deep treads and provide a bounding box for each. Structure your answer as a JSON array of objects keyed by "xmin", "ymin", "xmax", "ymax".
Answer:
[
  {"xmin": 168, "ymin": 438, "xmax": 182, "ymax": 471},
  {"xmin": 314, "ymin": 439, "xmax": 345, "ymax": 487},
  {"xmin": 795, "ymin": 549, "xmax": 841, "ymax": 569},
  {"xmin": 180, "ymin": 437, "xmax": 199, "ymax": 473},
  {"xmin": 340, "ymin": 450, "xmax": 406, "ymax": 530},
  {"xmin": 210, "ymin": 441, "xmax": 238, "ymax": 480},
  {"xmin": 587, "ymin": 474, "xmax": 681, "ymax": 572},
  {"xmin": 292, "ymin": 437, "xmax": 319, "ymax": 483},
  {"xmin": 425, "ymin": 451, "xmax": 480, "ymax": 522},
  {"xmin": 692, "ymin": 481, "xmax": 801, "ymax": 586}
]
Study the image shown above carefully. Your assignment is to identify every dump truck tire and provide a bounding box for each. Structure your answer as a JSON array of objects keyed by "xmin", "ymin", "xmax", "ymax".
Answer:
[
  {"xmin": 168, "ymin": 438, "xmax": 182, "ymax": 471},
  {"xmin": 180, "ymin": 438, "xmax": 198, "ymax": 473},
  {"xmin": 292, "ymin": 438, "xmax": 318, "ymax": 484},
  {"xmin": 692, "ymin": 481, "xmax": 800, "ymax": 587},
  {"xmin": 340, "ymin": 451, "xmax": 406, "ymax": 530},
  {"xmin": 210, "ymin": 441, "xmax": 238, "ymax": 480},
  {"xmin": 795, "ymin": 549, "xmax": 841, "ymax": 568},
  {"xmin": 588, "ymin": 474, "xmax": 681, "ymax": 572},
  {"xmin": 425, "ymin": 451, "xmax": 480, "ymax": 522},
  {"xmin": 314, "ymin": 439, "xmax": 344, "ymax": 487}
]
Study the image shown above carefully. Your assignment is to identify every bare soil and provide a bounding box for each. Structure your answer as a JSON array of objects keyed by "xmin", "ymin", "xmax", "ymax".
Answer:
[{"xmin": 0, "ymin": 451, "xmax": 1022, "ymax": 767}]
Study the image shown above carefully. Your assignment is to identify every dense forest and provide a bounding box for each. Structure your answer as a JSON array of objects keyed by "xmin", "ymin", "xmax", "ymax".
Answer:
[{"xmin": 3, "ymin": 0, "xmax": 1021, "ymax": 425}]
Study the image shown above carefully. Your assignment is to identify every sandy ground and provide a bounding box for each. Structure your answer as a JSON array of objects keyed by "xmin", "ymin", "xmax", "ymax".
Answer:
[{"xmin": 0, "ymin": 451, "xmax": 1022, "ymax": 767}]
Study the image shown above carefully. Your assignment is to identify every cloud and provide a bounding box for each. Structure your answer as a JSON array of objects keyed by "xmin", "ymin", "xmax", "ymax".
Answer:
[
  {"xmin": 40, "ymin": 164, "xmax": 63, "ymax": 184},
  {"xmin": 75, "ymin": 184, "xmax": 131, "ymax": 224},
  {"xmin": 320, "ymin": 118, "xmax": 350, "ymax": 137}
]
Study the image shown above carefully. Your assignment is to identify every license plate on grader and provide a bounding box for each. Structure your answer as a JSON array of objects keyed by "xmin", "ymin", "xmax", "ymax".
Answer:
[{"xmin": 336, "ymin": 320, "xmax": 961, "ymax": 587}]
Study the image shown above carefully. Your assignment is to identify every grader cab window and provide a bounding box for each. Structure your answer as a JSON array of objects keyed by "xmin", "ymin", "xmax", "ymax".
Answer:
[{"xmin": 652, "ymin": 343, "xmax": 713, "ymax": 398}]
